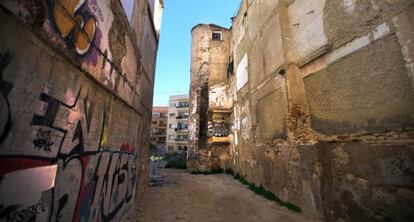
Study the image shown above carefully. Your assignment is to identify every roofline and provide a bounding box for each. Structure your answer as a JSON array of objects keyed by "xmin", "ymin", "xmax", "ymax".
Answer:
[{"xmin": 191, "ymin": 23, "xmax": 230, "ymax": 33}]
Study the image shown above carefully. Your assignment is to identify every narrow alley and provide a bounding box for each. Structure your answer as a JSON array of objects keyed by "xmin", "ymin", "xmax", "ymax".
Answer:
[{"xmin": 123, "ymin": 168, "xmax": 315, "ymax": 222}]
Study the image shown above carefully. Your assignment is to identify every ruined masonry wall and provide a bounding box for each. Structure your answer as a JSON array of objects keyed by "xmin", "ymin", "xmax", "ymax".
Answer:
[{"xmin": 226, "ymin": 0, "xmax": 414, "ymax": 221}]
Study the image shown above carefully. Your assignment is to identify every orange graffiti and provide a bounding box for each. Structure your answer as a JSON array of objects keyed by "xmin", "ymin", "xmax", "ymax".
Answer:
[{"xmin": 53, "ymin": 0, "xmax": 96, "ymax": 55}]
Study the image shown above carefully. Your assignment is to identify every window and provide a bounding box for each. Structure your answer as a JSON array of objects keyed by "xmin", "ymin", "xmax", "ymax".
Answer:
[
  {"xmin": 168, "ymin": 135, "xmax": 176, "ymax": 140},
  {"xmin": 169, "ymin": 124, "xmax": 176, "ymax": 129},
  {"xmin": 177, "ymin": 101, "xmax": 189, "ymax": 108},
  {"xmin": 177, "ymin": 112, "xmax": 188, "ymax": 119},
  {"xmin": 212, "ymin": 31, "xmax": 222, "ymax": 40},
  {"xmin": 170, "ymin": 103, "xmax": 175, "ymax": 108},
  {"xmin": 227, "ymin": 59, "xmax": 234, "ymax": 78},
  {"xmin": 176, "ymin": 135, "xmax": 188, "ymax": 141},
  {"xmin": 169, "ymin": 113, "xmax": 176, "ymax": 118},
  {"xmin": 177, "ymin": 123, "xmax": 188, "ymax": 130}
]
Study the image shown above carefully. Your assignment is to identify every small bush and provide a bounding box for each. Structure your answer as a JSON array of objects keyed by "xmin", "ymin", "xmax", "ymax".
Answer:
[
  {"xmin": 165, "ymin": 160, "xmax": 187, "ymax": 169},
  {"xmin": 210, "ymin": 167, "xmax": 224, "ymax": 174},
  {"xmin": 164, "ymin": 152, "xmax": 187, "ymax": 169},
  {"xmin": 224, "ymin": 168, "xmax": 234, "ymax": 175}
]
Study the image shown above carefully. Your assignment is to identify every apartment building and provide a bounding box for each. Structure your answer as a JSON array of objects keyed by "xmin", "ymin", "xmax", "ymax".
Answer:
[
  {"xmin": 166, "ymin": 94, "xmax": 190, "ymax": 153},
  {"xmin": 150, "ymin": 106, "xmax": 168, "ymax": 155}
]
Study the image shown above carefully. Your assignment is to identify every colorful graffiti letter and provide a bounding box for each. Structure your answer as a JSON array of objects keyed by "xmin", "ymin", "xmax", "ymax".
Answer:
[{"xmin": 53, "ymin": 0, "xmax": 97, "ymax": 55}]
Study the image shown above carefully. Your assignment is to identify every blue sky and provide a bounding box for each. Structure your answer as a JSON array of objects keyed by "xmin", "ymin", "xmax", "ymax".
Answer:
[{"xmin": 153, "ymin": 0, "xmax": 241, "ymax": 106}]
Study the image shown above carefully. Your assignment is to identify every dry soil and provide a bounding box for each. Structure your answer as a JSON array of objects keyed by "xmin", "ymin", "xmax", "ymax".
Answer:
[{"xmin": 123, "ymin": 168, "xmax": 318, "ymax": 222}]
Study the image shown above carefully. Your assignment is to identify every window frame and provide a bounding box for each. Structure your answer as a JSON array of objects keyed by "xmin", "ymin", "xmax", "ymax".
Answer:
[{"xmin": 212, "ymin": 31, "xmax": 222, "ymax": 41}]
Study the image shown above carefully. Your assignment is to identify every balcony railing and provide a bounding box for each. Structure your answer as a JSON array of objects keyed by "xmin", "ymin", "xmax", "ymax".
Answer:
[
  {"xmin": 174, "ymin": 127, "xmax": 188, "ymax": 131},
  {"xmin": 175, "ymin": 138, "xmax": 188, "ymax": 141}
]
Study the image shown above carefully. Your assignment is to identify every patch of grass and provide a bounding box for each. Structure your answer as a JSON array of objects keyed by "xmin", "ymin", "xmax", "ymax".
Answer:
[
  {"xmin": 231, "ymin": 172, "xmax": 301, "ymax": 213},
  {"xmin": 164, "ymin": 160, "xmax": 187, "ymax": 169}
]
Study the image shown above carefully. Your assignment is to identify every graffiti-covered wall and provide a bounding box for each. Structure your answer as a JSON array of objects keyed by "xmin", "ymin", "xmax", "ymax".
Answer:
[{"xmin": 0, "ymin": 0, "xmax": 163, "ymax": 221}]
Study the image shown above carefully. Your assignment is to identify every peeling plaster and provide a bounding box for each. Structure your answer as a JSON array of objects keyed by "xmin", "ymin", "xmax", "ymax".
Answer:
[
  {"xmin": 209, "ymin": 84, "xmax": 233, "ymax": 109},
  {"xmin": 302, "ymin": 22, "xmax": 392, "ymax": 77},
  {"xmin": 289, "ymin": 0, "xmax": 328, "ymax": 61},
  {"xmin": 392, "ymin": 8, "xmax": 414, "ymax": 90},
  {"xmin": 342, "ymin": 0, "xmax": 356, "ymax": 14},
  {"xmin": 236, "ymin": 54, "xmax": 249, "ymax": 91}
]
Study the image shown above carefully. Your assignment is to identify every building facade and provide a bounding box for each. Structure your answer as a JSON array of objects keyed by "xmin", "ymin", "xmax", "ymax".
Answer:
[
  {"xmin": 150, "ymin": 106, "xmax": 168, "ymax": 155},
  {"xmin": 0, "ymin": 0, "xmax": 163, "ymax": 221},
  {"xmin": 167, "ymin": 94, "xmax": 190, "ymax": 153},
  {"xmin": 188, "ymin": 0, "xmax": 414, "ymax": 221}
]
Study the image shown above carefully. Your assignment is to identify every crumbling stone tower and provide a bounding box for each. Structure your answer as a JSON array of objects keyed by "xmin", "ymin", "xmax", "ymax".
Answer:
[{"xmin": 188, "ymin": 24, "xmax": 232, "ymax": 170}]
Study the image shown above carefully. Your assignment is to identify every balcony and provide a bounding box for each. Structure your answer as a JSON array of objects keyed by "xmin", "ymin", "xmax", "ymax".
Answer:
[
  {"xmin": 174, "ymin": 128, "xmax": 188, "ymax": 132},
  {"xmin": 176, "ymin": 115, "xmax": 188, "ymax": 119},
  {"xmin": 175, "ymin": 138, "xmax": 188, "ymax": 142},
  {"xmin": 176, "ymin": 104, "xmax": 189, "ymax": 109}
]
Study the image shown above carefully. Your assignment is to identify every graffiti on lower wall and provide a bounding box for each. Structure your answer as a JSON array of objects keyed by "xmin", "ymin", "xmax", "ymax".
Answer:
[
  {"xmin": 207, "ymin": 122, "xmax": 230, "ymax": 138},
  {"xmin": 0, "ymin": 150, "xmax": 137, "ymax": 222}
]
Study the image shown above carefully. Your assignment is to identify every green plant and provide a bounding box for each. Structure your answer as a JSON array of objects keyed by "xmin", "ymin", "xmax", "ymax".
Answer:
[
  {"xmin": 210, "ymin": 167, "xmax": 224, "ymax": 174},
  {"xmin": 224, "ymin": 168, "xmax": 234, "ymax": 175},
  {"xmin": 165, "ymin": 160, "xmax": 187, "ymax": 169},
  {"xmin": 231, "ymin": 173, "xmax": 302, "ymax": 213}
]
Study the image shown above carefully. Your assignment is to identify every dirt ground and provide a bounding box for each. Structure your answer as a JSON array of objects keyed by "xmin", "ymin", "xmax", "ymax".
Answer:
[{"xmin": 123, "ymin": 168, "xmax": 318, "ymax": 222}]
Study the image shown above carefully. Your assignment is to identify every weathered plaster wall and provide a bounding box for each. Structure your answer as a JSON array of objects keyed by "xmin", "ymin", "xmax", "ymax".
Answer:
[
  {"xmin": 305, "ymin": 35, "xmax": 414, "ymax": 135},
  {"xmin": 0, "ymin": 0, "xmax": 162, "ymax": 221},
  {"xmin": 190, "ymin": 0, "xmax": 414, "ymax": 221}
]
